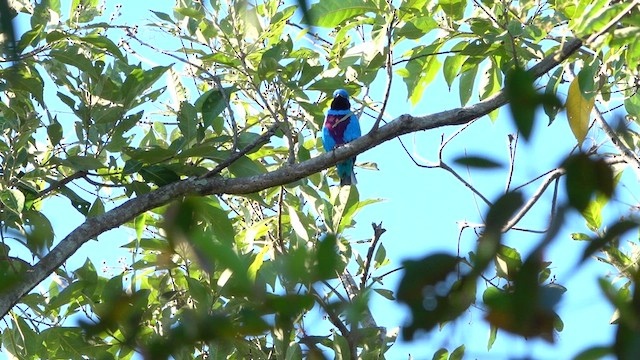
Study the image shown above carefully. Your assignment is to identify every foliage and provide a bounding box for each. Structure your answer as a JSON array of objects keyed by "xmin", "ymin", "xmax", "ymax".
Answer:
[{"xmin": 0, "ymin": 0, "xmax": 639, "ymax": 359}]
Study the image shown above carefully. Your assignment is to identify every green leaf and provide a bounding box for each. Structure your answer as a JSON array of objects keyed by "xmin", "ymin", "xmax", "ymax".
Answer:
[
  {"xmin": 487, "ymin": 325, "xmax": 498, "ymax": 350},
  {"xmin": 495, "ymin": 245, "xmax": 522, "ymax": 281},
  {"xmin": 571, "ymin": 232, "xmax": 591, "ymax": 241},
  {"xmin": 195, "ymin": 87, "xmax": 237, "ymax": 133},
  {"xmin": 248, "ymin": 245, "xmax": 270, "ymax": 283},
  {"xmin": 284, "ymin": 344, "xmax": 303, "ymax": 360},
  {"xmin": 151, "ymin": 10, "xmax": 174, "ymax": 23},
  {"xmin": 397, "ymin": 253, "xmax": 469, "ymax": 339},
  {"xmin": 401, "ymin": 55, "xmax": 441, "ymax": 106},
  {"xmin": 88, "ymin": 197, "xmax": 105, "ymax": 218},
  {"xmin": 433, "ymin": 348, "xmax": 448, "ymax": 360},
  {"xmin": 374, "ymin": 243, "xmax": 387, "ymax": 268},
  {"xmin": 333, "ymin": 333, "xmax": 351, "ymax": 360},
  {"xmin": 178, "ymin": 101, "xmax": 197, "ymax": 145},
  {"xmin": 563, "ymin": 153, "xmax": 613, "ymax": 212},
  {"xmin": 438, "ymin": 0, "xmax": 465, "ymax": 20},
  {"xmin": 580, "ymin": 220, "xmax": 638, "ymax": 263},
  {"xmin": 47, "ymin": 119, "xmax": 63, "ymax": 145},
  {"xmin": 395, "ymin": 17, "xmax": 437, "ymax": 40},
  {"xmin": 479, "ymin": 61, "xmax": 502, "ymax": 103},
  {"xmin": 227, "ymin": 156, "xmax": 268, "ymax": 178},
  {"xmin": 50, "ymin": 46, "xmax": 98, "ymax": 79},
  {"xmin": 582, "ymin": 198, "xmax": 603, "ymax": 231},
  {"xmin": 174, "ymin": 7, "xmax": 204, "ymax": 20},
  {"xmin": 59, "ymin": 186, "xmax": 91, "ymax": 215},
  {"xmin": 544, "ymin": 67, "xmax": 564, "ymax": 124},
  {"xmin": 65, "ymin": 155, "xmax": 104, "ymax": 170},
  {"xmin": 316, "ymin": 233, "xmax": 339, "ymax": 280},
  {"xmin": 449, "ymin": 345, "xmax": 465, "ymax": 360},
  {"xmin": 139, "ymin": 165, "xmax": 181, "ymax": 186},
  {"xmin": 443, "ymin": 42, "xmax": 467, "ymax": 89},
  {"xmin": 70, "ymin": 0, "xmax": 100, "ymax": 23},
  {"xmin": 308, "ymin": 0, "xmax": 377, "ymax": 27},
  {"xmin": 287, "ymin": 205, "xmax": 310, "ymax": 242},
  {"xmin": 134, "ymin": 213, "xmax": 146, "ymax": 242},
  {"xmin": 0, "ymin": 188, "xmax": 25, "ymax": 215},
  {"xmin": 373, "ymin": 288, "xmax": 395, "ymax": 300},
  {"xmin": 5, "ymin": 65, "xmax": 45, "ymax": 105},
  {"xmin": 80, "ymin": 34, "xmax": 125, "ymax": 61},
  {"xmin": 308, "ymin": 76, "xmax": 347, "ymax": 92},
  {"xmin": 459, "ymin": 66, "xmax": 478, "ymax": 106},
  {"xmin": 506, "ymin": 67, "xmax": 537, "ymax": 140},
  {"xmin": 123, "ymin": 146, "xmax": 175, "ymax": 164},
  {"xmin": 625, "ymin": 92, "xmax": 640, "ymax": 117},
  {"xmin": 17, "ymin": 24, "xmax": 44, "ymax": 53},
  {"xmin": 122, "ymin": 66, "xmax": 170, "ymax": 107},
  {"xmin": 24, "ymin": 210, "xmax": 54, "ymax": 254}
]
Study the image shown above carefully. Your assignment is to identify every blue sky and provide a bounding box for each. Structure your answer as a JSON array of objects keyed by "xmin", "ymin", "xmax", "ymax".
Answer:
[{"xmin": 3, "ymin": 1, "xmax": 634, "ymax": 359}]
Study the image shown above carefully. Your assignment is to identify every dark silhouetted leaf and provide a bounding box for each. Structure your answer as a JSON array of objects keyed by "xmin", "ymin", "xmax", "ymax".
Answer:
[
  {"xmin": 564, "ymin": 153, "xmax": 614, "ymax": 212},
  {"xmin": 453, "ymin": 155, "xmax": 503, "ymax": 169},
  {"xmin": 139, "ymin": 165, "xmax": 180, "ymax": 186},
  {"xmin": 506, "ymin": 67, "xmax": 537, "ymax": 141},
  {"xmin": 397, "ymin": 253, "xmax": 470, "ymax": 339}
]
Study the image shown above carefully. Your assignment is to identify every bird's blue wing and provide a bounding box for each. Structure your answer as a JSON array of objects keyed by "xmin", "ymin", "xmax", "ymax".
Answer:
[
  {"xmin": 343, "ymin": 114, "xmax": 361, "ymax": 142},
  {"xmin": 322, "ymin": 125, "xmax": 336, "ymax": 152}
]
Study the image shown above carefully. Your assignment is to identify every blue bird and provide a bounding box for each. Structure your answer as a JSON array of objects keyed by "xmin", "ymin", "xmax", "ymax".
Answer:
[{"xmin": 322, "ymin": 89, "xmax": 362, "ymax": 186}]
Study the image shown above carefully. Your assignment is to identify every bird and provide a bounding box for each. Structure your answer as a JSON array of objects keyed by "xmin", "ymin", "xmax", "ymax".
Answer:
[{"xmin": 322, "ymin": 89, "xmax": 361, "ymax": 186}]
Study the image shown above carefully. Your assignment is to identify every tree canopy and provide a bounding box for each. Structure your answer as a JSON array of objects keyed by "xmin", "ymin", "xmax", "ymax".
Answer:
[{"xmin": 1, "ymin": 0, "xmax": 640, "ymax": 359}]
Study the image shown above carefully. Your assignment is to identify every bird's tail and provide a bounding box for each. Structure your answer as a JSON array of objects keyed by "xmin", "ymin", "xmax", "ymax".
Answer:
[
  {"xmin": 340, "ymin": 172, "xmax": 357, "ymax": 186},
  {"xmin": 337, "ymin": 158, "xmax": 357, "ymax": 186}
]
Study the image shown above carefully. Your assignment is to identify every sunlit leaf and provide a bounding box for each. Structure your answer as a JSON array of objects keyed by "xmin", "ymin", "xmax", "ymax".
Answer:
[
  {"xmin": 566, "ymin": 76, "xmax": 595, "ymax": 146},
  {"xmin": 307, "ymin": 0, "xmax": 377, "ymax": 27},
  {"xmin": 0, "ymin": 188, "xmax": 25, "ymax": 215}
]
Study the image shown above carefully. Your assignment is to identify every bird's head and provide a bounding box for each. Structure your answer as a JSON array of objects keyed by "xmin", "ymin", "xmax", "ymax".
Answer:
[
  {"xmin": 333, "ymin": 89, "xmax": 349, "ymax": 99},
  {"xmin": 330, "ymin": 89, "xmax": 351, "ymax": 110}
]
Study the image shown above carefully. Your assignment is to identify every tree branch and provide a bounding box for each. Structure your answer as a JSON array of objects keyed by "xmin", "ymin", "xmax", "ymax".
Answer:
[{"xmin": 0, "ymin": 37, "xmax": 584, "ymax": 318}]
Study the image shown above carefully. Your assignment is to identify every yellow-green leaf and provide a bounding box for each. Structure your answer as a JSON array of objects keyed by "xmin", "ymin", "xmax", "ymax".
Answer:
[
  {"xmin": 566, "ymin": 77, "xmax": 595, "ymax": 146},
  {"xmin": 248, "ymin": 245, "xmax": 270, "ymax": 282},
  {"xmin": 134, "ymin": 213, "xmax": 146, "ymax": 242}
]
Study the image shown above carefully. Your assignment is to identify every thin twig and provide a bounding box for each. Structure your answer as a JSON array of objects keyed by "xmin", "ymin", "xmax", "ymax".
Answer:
[
  {"xmin": 502, "ymin": 168, "xmax": 565, "ymax": 232},
  {"xmin": 593, "ymin": 105, "xmax": 640, "ymax": 178},
  {"xmin": 36, "ymin": 171, "xmax": 87, "ymax": 199},
  {"xmin": 504, "ymin": 133, "xmax": 518, "ymax": 192},
  {"xmin": 440, "ymin": 162, "xmax": 493, "ymax": 206},
  {"xmin": 309, "ymin": 286, "xmax": 355, "ymax": 357},
  {"xmin": 359, "ymin": 222, "xmax": 387, "ymax": 290}
]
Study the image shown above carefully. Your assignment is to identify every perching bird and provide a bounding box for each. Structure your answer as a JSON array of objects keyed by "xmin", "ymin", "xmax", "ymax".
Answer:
[{"xmin": 322, "ymin": 89, "xmax": 361, "ymax": 186}]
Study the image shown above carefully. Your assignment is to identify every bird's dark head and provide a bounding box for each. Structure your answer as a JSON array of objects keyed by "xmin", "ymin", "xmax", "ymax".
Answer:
[{"xmin": 330, "ymin": 88, "xmax": 351, "ymax": 110}]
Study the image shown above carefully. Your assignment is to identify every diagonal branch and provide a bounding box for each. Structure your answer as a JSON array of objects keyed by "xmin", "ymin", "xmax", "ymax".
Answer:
[{"xmin": 0, "ymin": 37, "xmax": 584, "ymax": 319}]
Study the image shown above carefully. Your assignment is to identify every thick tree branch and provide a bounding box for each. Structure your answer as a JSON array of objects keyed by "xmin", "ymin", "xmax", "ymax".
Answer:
[{"xmin": 0, "ymin": 38, "xmax": 583, "ymax": 318}]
